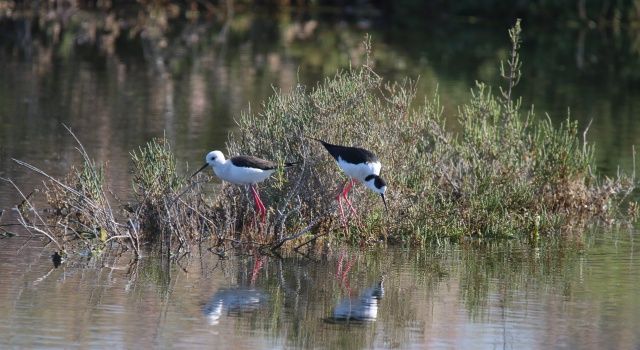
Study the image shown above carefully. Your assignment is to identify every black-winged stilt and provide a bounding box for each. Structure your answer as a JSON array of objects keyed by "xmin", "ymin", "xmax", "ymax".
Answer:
[
  {"xmin": 192, "ymin": 150, "xmax": 297, "ymax": 222},
  {"xmin": 308, "ymin": 137, "xmax": 387, "ymax": 224}
]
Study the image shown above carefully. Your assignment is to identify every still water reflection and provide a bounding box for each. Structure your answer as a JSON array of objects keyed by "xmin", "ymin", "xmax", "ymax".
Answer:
[
  {"xmin": 0, "ymin": 229, "xmax": 638, "ymax": 349},
  {"xmin": 203, "ymin": 287, "xmax": 269, "ymax": 326},
  {"xmin": 326, "ymin": 279, "xmax": 384, "ymax": 324}
]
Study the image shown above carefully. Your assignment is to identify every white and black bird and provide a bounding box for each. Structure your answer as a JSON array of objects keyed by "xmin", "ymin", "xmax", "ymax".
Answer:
[
  {"xmin": 192, "ymin": 150, "xmax": 297, "ymax": 222},
  {"xmin": 308, "ymin": 137, "xmax": 387, "ymax": 222}
]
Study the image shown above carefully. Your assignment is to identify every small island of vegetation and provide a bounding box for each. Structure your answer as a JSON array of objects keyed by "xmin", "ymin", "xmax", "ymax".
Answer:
[{"xmin": 5, "ymin": 21, "xmax": 637, "ymax": 259}]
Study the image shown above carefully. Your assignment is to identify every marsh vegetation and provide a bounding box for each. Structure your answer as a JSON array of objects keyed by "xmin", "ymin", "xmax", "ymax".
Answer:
[{"xmin": 4, "ymin": 20, "xmax": 636, "ymax": 259}]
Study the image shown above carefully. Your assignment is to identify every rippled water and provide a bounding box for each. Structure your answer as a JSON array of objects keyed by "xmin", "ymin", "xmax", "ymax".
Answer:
[{"xmin": 1, "ymin": 229, "xmax": 638, "ymax": 349}]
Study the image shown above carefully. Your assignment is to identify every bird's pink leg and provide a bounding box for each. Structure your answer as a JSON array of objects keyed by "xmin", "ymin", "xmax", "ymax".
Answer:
[
  {"xmin": 249, "ymin": 186, "xmax": 259, "ymax": 218},
  {"xmin": 342, "ymin": 179, "xmax": 358, "ymax": 216},
  {"xmin": 256, "ymin": 191, "xmax": 267, "ymax": 222},
  {"xmin": 250, "ymin": 185, "xmax": 267, "ymax": 223},
  {"xmin": 335, "ymin": 180, "xmax": 350, "ymax": 226},
  {"xmin": 337, "ymin": 197, "xmax": 347, "ymax": 227},
  {"xmin": 341, "ymin": 179, "xmax": 355, "ymax": 198}
]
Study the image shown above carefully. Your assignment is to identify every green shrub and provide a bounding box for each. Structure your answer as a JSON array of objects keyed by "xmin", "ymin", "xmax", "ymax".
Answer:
[{"xmin": 220, "ymin": 23, "xmax": 635, "ymax": 246}]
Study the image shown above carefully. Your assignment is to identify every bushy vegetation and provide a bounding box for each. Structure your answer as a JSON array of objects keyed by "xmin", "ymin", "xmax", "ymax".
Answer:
[
  {"xmin": 225, "ymin": 22, "xmax": 635, "ymax": 246},
  {"xmin": 129, "ymin": 138, "xmax": 198, "ymax": 244},
  {"xmin": 7, "ymin": 22, "xmax": 636, "ymax": 257},
  {"xmin": 6, "ymin": 126, "xmax": 123, "ymax": 254}
]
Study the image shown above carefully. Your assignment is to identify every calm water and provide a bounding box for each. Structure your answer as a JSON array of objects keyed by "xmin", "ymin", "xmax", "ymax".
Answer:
[
  {"xmin": 1, "ymin": 6, "xmax": 640, "ymax": 349},
  {"xmin": 0, "ymin": 230, "xmax": 638, "ymax": 349}
]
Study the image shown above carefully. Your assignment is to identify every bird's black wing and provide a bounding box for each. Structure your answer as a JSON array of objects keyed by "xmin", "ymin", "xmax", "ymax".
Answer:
[
  {"xmin": 309, "ymin": 137, "xmax": 379, "ymax": 164},
  {"xmin": 230, "ymin": 155, "xmax": 278, "ymax": 170}
]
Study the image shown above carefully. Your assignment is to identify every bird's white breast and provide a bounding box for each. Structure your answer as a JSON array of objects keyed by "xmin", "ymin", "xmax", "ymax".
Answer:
[{"xmin": 337, "ymin": 157, "xmax": 381, "ymax": 182}]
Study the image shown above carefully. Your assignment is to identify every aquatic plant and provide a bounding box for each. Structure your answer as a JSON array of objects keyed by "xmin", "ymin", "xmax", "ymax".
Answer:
[
  {"xmin": 4, "ymin": 125, "xmax": 128, "ymax": 255},
  {"xmin": 131, "ymin": 138, "xmax": 188, "ymax": 240}
]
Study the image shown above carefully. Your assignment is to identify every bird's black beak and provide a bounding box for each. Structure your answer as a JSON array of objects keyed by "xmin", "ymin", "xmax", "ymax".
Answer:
[
  {"xmin": 191, "ymin": 163, "xmax": 209, "ymax": 178},
  {"xmin": 381, "ymin": 193, "xmax": 387, "ymax": 211}
]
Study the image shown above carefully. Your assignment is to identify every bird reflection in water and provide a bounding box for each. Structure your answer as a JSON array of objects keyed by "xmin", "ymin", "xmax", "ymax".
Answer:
[
  {"xmin": 202, "ymin": 288, "xmax": 268, "ymax": 326},
  {"xmin": 203, "ymin": 255, "xmax": 269, "ymax": 325},
  {"xmin": 325, "ymin": 278, "xmax": 385, "ymax": 324}
]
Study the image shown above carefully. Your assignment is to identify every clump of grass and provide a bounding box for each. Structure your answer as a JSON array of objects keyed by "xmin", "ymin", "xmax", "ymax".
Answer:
[
  {"xmin": 129, "ymin": 138, "xmax": 217, "ymax": 254},
  {"xmin": 131, "ymin": 137, "xmax": 185, "ymax": 199},
  {"xmin": 6, "ymin": 125, "xmax": 130, "ymax": 255},
  {"xmin": 130, "ymin": 138, "xmax": 183, "ymax": 239},
  {"xmin": 8, "ymin": 135, "xmax": 219, "ymax": 258},
  {"xmin": 46, "ymin": 146, "xmax": 119, "ymax": 244}
]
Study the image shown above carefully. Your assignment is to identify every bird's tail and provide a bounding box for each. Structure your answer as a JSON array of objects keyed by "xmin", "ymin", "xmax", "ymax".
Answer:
[
  {"xmin": 304, "ymin": 135, "xmax": 332, "ymax": 147},
  {"xmin": 305, "ymin": 135, "xmax": 325, "ymax": 143}
]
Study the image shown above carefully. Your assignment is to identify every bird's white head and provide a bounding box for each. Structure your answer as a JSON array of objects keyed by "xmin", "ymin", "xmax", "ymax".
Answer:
[
  {"xmin": 364, "ymin": 174, "xmax": 388, "ymax": 210},
  {"xmin": 192, "ymin": 150, "xmax": 226, "ymax": 178},
  {"xmin": 205, "ymin": 150, "xmax": 226, "ymax": 167}
]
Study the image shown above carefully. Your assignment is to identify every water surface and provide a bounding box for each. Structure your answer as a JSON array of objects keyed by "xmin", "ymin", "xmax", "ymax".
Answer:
[{"xmin": 0, "ymin": 229, "xmax": 638, "ymax": 349}]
